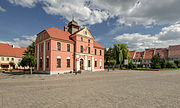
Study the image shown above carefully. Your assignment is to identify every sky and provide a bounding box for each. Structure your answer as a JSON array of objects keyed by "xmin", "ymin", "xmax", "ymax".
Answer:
[{"xmin": 0, "ymin": 0, "xmax": 180, "ymax": 51}]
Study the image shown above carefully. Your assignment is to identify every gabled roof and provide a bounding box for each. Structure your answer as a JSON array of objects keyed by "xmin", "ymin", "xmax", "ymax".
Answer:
[
  {"xmin": 36, "ymin": 27, "xmax": 104, "ymax": 49},
  {"xmin": 68, "ymin": 19, "xmax": 79, "ymax": 27},
  {"xmin": 134, "ymin": 51, "xmax": 144, "ymax": 60},
  {"xmin": 0, "ymin": 43, "xmax": 27, "ymax": 58},
  {"xmin": 168, "ymin": 45, "xmax": 180, "ymax": 57},
  {"xmin": 129, "ymin": 51, "xmax": 135, "ymax": 59},
  {"xmin": 93, "ymin": 41, "xmax": 104, "ymax": 49},
  {"xmin": 144, "ymin": 48, "xmax": 154, "ymax": 60},
  {"xmin": 155, "ymin": 48, "xmax": 168, "ymax": 59},
  {"xmin": 70, "ymin": 28, "xmax": 84, "ymax": 36},
  {"xmin": 46, "ymin": 27, "xmax": 73, "ymax": 42}
]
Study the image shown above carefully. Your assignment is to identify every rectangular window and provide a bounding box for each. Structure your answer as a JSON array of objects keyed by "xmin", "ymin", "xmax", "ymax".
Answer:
[
  {"xmin": 57, "ymin": 58, "xmax": 61, "ymax": 68},
  {"xmin": 88, "ymin": 47, "xmax": 90, "ymax": 54},
  {"xmin": 41, "ymin": 44, "xmax": 43, "ymax": 52},
  {"xmin": 46, "ymin": 58, "xmax": 49, "ymax": 68},
  {"xmin": 80, "ymin": 45, "xmax": 83, "ymax": 53},
  {"xmin": 95, "ymin": 49, "xmax": 97, "ymax": 55},
  {"xmin": 40, "ymin": 35, "xmax": 42, "ymax": 40},
  {"xmin": 100, "ymin": 60, "xmax": 102, "ymax": 67},
  {"xmin": 67, "ymin": 44, "xmax": 70, "ymax": 52},
  {"xmin": 81, "ymin": 37, "xmax": 83, "ymax": 41},
  {"xmin": 7, "ymin": 58, "xmax": 9, "ymax": 61},
  {"xmin": 40, "ymin": 59, "xmax": 42, "ymax": 68},
  {"xmin": 88, "ymin": 39, "xmax": 90, "ymax": 43},
  {"xmin": 1, "ymin": 57, "xmax": 4, "ymax": 61},
  {"xmin": 12, "ymin": 58, "xmax": 14, "ymax": 61},
  {"xmin": 67, "ymin": 59, "xmax": 70, "ymax": 67},
  {"xmin": 100, "ymin": 50, "xmax": 102, "ymax": 56},
  {"xmin": 57, "ymin": 42, "xmax": 61, "ymax": 51},
  {"xmin": 95, "ymin": 61, "xmax": 97, "ymax": 67},
  {"xmin": 88, "ymin": 60, "xmax": 91, "ymax": 67},
  {"xmin": 47, "ymin": 42, "xmax": 50, "ymax": 51}
]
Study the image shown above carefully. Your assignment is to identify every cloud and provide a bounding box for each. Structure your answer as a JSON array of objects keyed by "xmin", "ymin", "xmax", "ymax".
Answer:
[
  {"xmin": 94, "ymin": 37, "xmax": 101, "ymax": 42},
  {"xmin": 114, "ymin": 23, "xmax": 180, "ymax": 51},
  {"xmin": 0, "ymin": 6, "xmax": 6, "ymax": 12},
  {"xmin": 0, "ymin": 35, "xmax": 36, "ymax": 48},
  {"xmin": 8, "ymin": 0, "xmax": 38, "ymax": 8},
  {"xmin": 8, "ymin": 0, "xmax": 180, "ymax": 26}
]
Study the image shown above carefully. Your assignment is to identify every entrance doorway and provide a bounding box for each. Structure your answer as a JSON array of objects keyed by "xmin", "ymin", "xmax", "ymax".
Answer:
[{"xmin": 80, "ymin": 59, "xmax": 84, "ymax": 70}]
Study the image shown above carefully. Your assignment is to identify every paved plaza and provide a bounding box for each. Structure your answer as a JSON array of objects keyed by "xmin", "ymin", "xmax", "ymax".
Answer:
[{"xmin": 0, "ymin": 70, "xmax": 180, "ymax": 108}]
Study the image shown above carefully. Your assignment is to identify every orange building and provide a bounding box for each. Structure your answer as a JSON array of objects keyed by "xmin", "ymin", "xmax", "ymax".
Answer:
[
  {"xmin": 129, "ymin": 48, "xmax": 168, "ymax": 67},
  {"xmin": 35, "ymin": 20, "xmax": 104, "ymax": 74},
  {"xmin": 0, "ymin": 43, "xmax": 27, "ymax": 69}
]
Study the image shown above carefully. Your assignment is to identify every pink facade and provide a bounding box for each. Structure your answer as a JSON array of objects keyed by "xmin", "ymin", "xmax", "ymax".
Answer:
[{"xmin": 35, "ymin": 20, "xmax": 104, "ymax": 74}]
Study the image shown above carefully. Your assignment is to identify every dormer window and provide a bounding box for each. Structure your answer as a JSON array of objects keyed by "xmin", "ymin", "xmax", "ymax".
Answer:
[{"xmin": 81, "ymin": 37, "xmax": 83, "ymax": 41}]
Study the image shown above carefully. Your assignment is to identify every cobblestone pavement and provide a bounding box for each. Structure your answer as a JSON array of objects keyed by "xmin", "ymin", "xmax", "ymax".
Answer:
[{"xmin": 0, "ymin": 70, "xmax": 180, "ymax": 108}]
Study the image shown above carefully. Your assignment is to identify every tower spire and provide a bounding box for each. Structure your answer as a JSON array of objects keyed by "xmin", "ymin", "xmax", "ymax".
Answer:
[{"xmin": 67, "ymin": 18, "xmax": 79, "ymax": 34}]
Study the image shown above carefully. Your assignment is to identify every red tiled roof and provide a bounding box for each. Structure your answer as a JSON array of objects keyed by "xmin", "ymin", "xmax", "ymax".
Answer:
[
  {"xmin": 0, "ymin": 43, "xmax": 27, "ymax": 58},
  {"xmin": 93, "ymin": 41, "xmax": 104, "ymax": 49},
  {"xmin": 46, "ymin": 27, "xmax": 73, "ymax": 42},
  {"xmin": 144, "ymin": 48, "xmax": 154, "ymax": 60},
  {"xmin": 168, "ymin": 45, "xmax": 180, "ymax": 57},
  {"xmin": 36, "ymin": 27, "xmax": 103, "ymax": 49},
  {"xmin": 134, "ymin": 51, "xmax": 144, "ymax": 60},
  {"xmin": 155, "ymin": 48, "xmax": 168, "ymax": 59},
  {"xmin": 129, "ymin": 51, "xmax": 135, "ymax": 59}
]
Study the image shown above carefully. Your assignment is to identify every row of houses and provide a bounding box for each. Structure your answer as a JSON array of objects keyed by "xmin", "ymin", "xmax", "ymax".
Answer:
[
  {"xmin": 0, "ymin": 43, "xmax": 27, "ymax": 69},
  {"xmin": 129, "ymin": 45, "xmax": 180, "ymax": 67}
]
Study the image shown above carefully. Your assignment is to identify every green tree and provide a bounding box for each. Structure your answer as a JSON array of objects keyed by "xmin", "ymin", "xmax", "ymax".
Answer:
[
  {"xmin": 23, "ymin": 55, "xmax": 36, "ymax": 74},
  {"xmin": 174, "ymin": 60, "xmax": 180, "ymax": 67},
  {"xmin": 20, "ymin": 57, "xmax": 27, "ymax": 70},
  {"xmin": 113, "ymin": 43, "xmax": 129, "ymax": 66},
  {"xmin": 128, "ymin": 60, "xmax": 137, "ymax": 69},
  {"xmin": 151, "ymin": 53, "xmax": 162, "ymax": 69},
  {"xmin": 110, "ymin": 59, "xmax": 116, "ymax": 70},
  {"xmin": 104, "ymin": 47, "xmax": 115, "ymax": 71},
  {"xmin": 161, "ymin": 58, "xmax": 167, "ymax": 68},
  {"xmin": 24, "ymin": 42, "xmax": 35, "ymax": 56},
  {"xmin": 9, "ymin": 61, "xmax": 14, "ymax": 72},
  {"xmin": 20, "ymin": 42, "xmax": 36, "ymax": 74}
]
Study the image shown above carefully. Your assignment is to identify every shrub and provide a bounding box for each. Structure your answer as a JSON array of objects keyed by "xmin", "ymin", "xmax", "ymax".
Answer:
[
  {"xmin": 166, "ymin": 62, "xmax": 177, "ymax": 68},
  {"xmin": 161, "ymin": 58, "xmax": 167, "ymax": 68},
  {"xmin": 128, "ymin": 61, "xmax": 137, "ymax": 69},
  {"xmin": 151, "ymin": 53, "xmax": 162, "ymax": 69},
  {"xmin": 174, "ymin": 60, "xmax": 180, "ymax": 67}
]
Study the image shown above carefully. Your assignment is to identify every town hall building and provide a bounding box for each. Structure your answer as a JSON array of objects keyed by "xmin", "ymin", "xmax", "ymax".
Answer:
[{"xmin": 35, "ymin": 20, "xmax": 104, "ymax": 74}]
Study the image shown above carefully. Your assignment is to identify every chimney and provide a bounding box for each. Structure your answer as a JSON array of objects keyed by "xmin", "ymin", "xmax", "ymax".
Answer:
[{"xmin": 64, "ymin": 26, "xmax": 67, "ymax": 32}]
